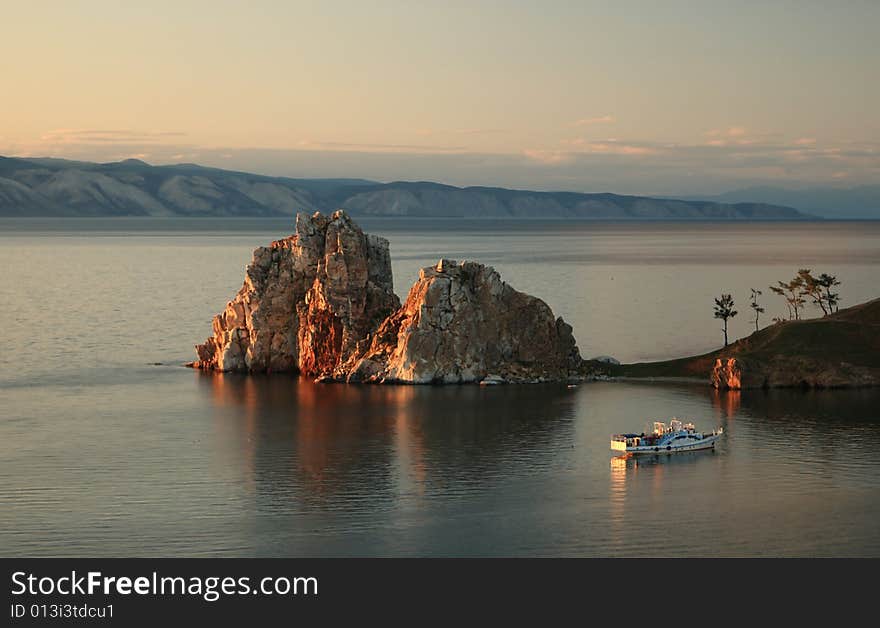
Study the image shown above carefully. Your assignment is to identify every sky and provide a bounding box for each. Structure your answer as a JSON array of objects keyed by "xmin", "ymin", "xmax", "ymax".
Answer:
[{"xmin": 1, "ymin": 0, "xmax": 878, "ymax": 194}]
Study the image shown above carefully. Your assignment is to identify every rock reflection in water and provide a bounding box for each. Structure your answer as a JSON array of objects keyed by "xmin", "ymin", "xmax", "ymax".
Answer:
[{"xmin": 197, "ymin": 373, "xmax": 578, "ymax": 509}]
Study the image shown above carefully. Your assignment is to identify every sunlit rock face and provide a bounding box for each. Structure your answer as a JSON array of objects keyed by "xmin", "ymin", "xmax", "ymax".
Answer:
[
  {"xmin": 709, "ymin": 354, "xmax": 879, "ymax": 389},
  {"xmin": 711, "ymin": 358, "xmax": 742, "ymax": 390},
  {"xmin": 296, "ymin": 215, "xmax": 399, "ymax": 376},
  {"xmin": 337, "ymin": 259, "xmax": 583, "ymax": 383},
  {"xmin": 192, "ymin": 210, "xmax": 399, "ymax": 375}
]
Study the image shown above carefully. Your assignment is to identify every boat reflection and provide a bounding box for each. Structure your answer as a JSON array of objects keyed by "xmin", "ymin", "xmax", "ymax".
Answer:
[
  {"xmin": 611, "ymin": 449, "xmax": 717, "ymax": 473},
  {"xmin": 608, "ymin": 447, "xmax": 721, "ymax": 550}
]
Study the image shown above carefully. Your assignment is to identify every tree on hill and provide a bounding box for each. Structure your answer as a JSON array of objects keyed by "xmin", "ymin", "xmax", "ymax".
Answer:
[
  {"xmin": 798, "ymin": 269, "xmax": 828, "ymax": 315},
  {"xmin": 768, "ymin": 284, "xmax": 791, "ymax": 320},
  {"xmin": 816, "ymin": 273, "xmax": 841, "ymax": 313},
  {"xmin": 771, "ymin": 270, "xmax": 843, "ymax": 320},
  {"xmin": 769, "ymin": 278, "xmax": 804, "ymax": 320},
  {"xmin": 749, "ymin": 288, "xmax": 765, "ymax": 332},
  {"xmin": 714, "ymin": 293, "xmax": 738, "ymax": 347}
]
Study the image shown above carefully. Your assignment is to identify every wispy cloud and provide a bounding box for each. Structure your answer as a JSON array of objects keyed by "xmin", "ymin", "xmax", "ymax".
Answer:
[
  {"xmin": 553, "ymin": 139, "xmax": 659, "ymax": 156},
  {"xmin": 4, "ymin": 130, "xmax": 878, "ymax": 195},
  {"xmin": 516, "ymin": 134, "xmax": 880, "ymax": 190},
  {"xmin": 295, "ymin": 139, "xmax": 468, "ymax": 153},
  {"xmin": 704, "ymin": 126, "xmax": 747, "ymax": 138},
  {"xmin": 702, "ymin": 127, "xmax": 789, "ymax": 148},
  {"xmin": 39, "ymin": 129, "xmax": 187, "ymax": 144},
  {"xmin": 572, "ymin": 115, "xmax": 615, "ymax": 127},
  {"xmin": 521, "ymin": 149, "xmax": 576, "ymax": 165},
  {"xmin": 415, "ymin": 128, "xmax": 504, "ymax": 137}
]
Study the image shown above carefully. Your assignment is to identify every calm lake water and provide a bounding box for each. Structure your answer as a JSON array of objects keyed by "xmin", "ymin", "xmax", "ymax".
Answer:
[{"xmin": 1, "ymin": 218, "xmax": 879, "ymax": 557}]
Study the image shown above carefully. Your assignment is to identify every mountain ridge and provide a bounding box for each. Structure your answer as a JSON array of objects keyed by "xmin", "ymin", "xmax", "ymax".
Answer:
[
  {"xmin": 682, "ymin": 185, "xmax": 880, "ymax": 219},
  {"xmin": 0, "ymin": 155, "xmax": 809, "ymax": 219}
]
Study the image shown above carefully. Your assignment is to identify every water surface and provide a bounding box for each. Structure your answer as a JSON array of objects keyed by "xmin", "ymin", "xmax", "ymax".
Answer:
[{"xmin": 1, "ymin": 219, "xmax": 878, "ymax": 556}]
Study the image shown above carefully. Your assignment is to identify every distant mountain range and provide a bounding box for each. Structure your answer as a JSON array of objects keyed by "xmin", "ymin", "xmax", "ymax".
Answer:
[
  {"xmin": 685, "ymin": 186, "xmax": 880, "ymax": 219},
  {"xmin": 0, "ymin": 155, "xmax": 811, "ymax": 219}
]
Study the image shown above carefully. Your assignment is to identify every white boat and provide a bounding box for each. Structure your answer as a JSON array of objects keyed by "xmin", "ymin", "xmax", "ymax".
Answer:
[{"xmin": 611, "ymin": 419, "xmax": 723, "ymax": 455}]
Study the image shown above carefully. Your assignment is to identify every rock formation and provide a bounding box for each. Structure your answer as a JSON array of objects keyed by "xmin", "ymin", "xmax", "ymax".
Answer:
[
  {"xmin": 193, "ymin": 212, "xmax": 586, "ymax": 383},
  {"xmin": 337, "ymin": 259, "xmax": 583, "ymax": 384},
  {"xmin": 711, "ymin": 358, "xmax": 742, "ymax": 389},
  {"xmin": 191, "ymin": 210, "xmax": 399, "ymax": 375}
]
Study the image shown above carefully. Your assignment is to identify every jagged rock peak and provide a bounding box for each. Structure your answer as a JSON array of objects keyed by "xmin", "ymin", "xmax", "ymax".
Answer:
[{"xmin": 191, "ymin": 209, "xmax": 399, "ymax": 374}]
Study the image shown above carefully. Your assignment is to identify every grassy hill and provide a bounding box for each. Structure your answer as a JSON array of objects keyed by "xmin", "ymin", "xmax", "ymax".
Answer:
[{"xmin": 609, "ymin": 297, "xmax": 880, "ymax": 387}]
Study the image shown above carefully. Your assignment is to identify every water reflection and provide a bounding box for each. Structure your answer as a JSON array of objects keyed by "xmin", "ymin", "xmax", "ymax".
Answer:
[
  {"xmin": 610, "ymin": 451, "xmax": 718, "ymax": 496},
  {"xmin": 188, "ymin": 375, "xmax": 880, "ymax": 556},
  {"xmin": 608, "ymin": 449, "xmax": 722, "ymax": 552},
  {"xmin": 738, "ymin": 388, "xmax": 880, "ymax": 426},
  {"xmin": 196, "ymin": 373, "xmax": 578, "ymax": 507},
  {"xmin": 710, "ymin": 388, "xmax": 741, "ymax": 422}
]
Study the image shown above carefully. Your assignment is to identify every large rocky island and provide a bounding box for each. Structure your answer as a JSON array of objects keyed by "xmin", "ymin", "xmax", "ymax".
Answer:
[
  {"xmin": 610, "ymin": 297, "xmax": 880, "ymax": 389},
  {"xmin": 191, "ymin": 210, "xmax": 585, "ymax": 384}
]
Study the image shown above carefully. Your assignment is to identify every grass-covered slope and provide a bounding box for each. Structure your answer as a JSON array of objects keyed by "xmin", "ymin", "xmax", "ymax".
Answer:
[{"xmin": 611, "ymin": 297, "xmax": 880, "ymax": 387}]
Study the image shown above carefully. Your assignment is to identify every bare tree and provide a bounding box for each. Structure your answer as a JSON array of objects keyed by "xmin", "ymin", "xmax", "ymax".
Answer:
[
  {"xmin": 714, "ymin": 293, "xmax": 738, "ymax": 347},
  {"xmin": 749, "ymin": 288, "xmax": 764, "ymax": 332}
]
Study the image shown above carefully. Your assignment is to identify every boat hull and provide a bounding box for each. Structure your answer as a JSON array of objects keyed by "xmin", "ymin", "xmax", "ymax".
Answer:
[{"xmin": 624, "ymin": 433, "xmax": 721, "ymax": 455}]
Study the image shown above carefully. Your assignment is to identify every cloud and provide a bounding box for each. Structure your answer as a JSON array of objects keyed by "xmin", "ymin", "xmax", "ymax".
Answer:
[
  {"xmin": 414, "ymin": 128, "xmax": 504, "ymax": 138},
  {"xmin": 39, "ymin": 129, "xmax": 187, "ymax": 144},
  {"xmin": 513, "ymin": 134, "xmax": 880, "ymax": 192},
  {"xmin": 544, "ymin": 138, "xmax": 661, "ymax": 157},
  {"xmin": 572, "ymin": 115, "xmax": 615, "ymax": 127},
  {"xmin": 521, "ymin": 149, "xmax": 576, "ymax": 165},
  {"xmin": 4, "ymin": 130, "xmax": 878, "ymax": 196},
  {"xmin": 704, "ymin": 126, "xmax": 747, "ymax": 138},
  {"xmin": 585, "ymin": 142, "xmax": 657, "ymax": 155},
  {"xmin": 295, "ymin": 140, "xmax": 468, "ymax": 153},
  {"xmin": 794, "ymin": 137, "xmax": 817, "ymax": 145},
  {"xmin": 453, "ymin": 128, "xmax": 505, "ymax": 136}
]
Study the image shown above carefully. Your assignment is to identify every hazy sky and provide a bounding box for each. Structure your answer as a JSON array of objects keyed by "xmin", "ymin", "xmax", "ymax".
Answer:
[{"xmin": 2, "ymin": 0, "xmax": 877, "ymax": 194}]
